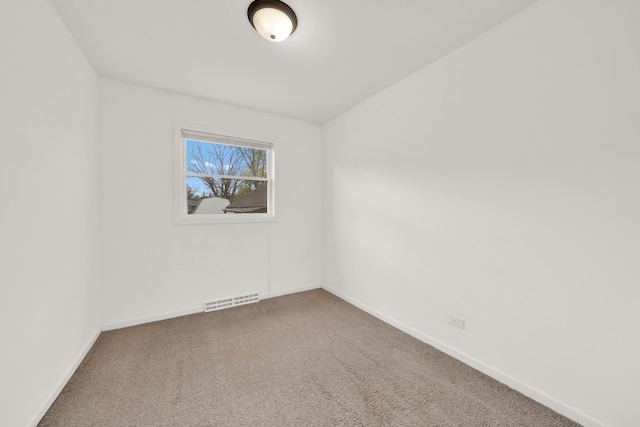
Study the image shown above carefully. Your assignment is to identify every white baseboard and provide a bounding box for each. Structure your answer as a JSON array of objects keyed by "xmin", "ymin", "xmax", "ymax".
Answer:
[
  {"xmin": 262, "ymin": 283, "xmax": 322, "ymax": 300},
  {"xmin": 102, "ymin": 305, "xmax": 204, "ymax": 331},
  {"xmin": 102, "ymin": 284, "xmax": 322, "ymax": 331},
  {"xmin": 28, "ymin": 327, "xmax": 101, "ymax": 427},
  {"xmin": 322, "ymin": 285, "xmax": 607, "ymax": 427}
]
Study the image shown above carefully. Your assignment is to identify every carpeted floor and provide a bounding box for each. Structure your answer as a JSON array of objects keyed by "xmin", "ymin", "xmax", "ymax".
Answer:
[{"xmin": 39, "ymin": 289, "xmax": 581, "ymax": 426}]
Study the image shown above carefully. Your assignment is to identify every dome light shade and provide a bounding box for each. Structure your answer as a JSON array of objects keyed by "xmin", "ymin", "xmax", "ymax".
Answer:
[{"xmin": 248, "ymin": 0, "xmax": 297, "ymax": 42}]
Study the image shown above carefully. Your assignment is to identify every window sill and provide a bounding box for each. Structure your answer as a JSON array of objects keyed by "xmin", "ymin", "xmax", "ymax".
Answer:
[{"xmin": 174, "ymin": 213, "xmax": 277, "ymax": 225}]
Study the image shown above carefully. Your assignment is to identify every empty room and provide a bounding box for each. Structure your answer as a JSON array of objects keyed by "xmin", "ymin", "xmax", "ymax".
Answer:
[{"xmin": 1, "ymin": 0, "xmax": 638, "ymax": 426}]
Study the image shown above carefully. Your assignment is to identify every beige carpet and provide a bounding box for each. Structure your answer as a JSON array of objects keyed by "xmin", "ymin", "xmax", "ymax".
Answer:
[{"xmin": 39, "ymin": 289, "xmax": 581, "ymax": 426}]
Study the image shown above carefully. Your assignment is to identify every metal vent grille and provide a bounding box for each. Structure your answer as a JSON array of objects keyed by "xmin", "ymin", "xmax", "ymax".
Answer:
[{"xmin": 205, "ymin": 292, "xmax": 260, "ymax": 312}]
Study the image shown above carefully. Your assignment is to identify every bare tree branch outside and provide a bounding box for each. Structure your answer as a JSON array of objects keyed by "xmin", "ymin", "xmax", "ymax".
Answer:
[{"xmin": 186, "ymin": 140, "xmax": 267, "ymax": 203}]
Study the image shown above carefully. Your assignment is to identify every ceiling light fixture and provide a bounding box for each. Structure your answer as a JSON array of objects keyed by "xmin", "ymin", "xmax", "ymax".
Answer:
[{"xmin": 247, "ymin": 0, "xmax": 297, "ymax": 42}]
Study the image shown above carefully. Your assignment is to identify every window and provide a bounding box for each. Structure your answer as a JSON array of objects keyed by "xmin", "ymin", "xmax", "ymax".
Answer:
[{"xmin": 174, "ymin": 125, "xmax": 275, "ymax": 224}]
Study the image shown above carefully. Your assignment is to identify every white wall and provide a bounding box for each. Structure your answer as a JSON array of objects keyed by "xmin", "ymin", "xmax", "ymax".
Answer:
[
  {"xmin": 0, "ymin": 1, "xmax": 102, "ymax": 426},
  {"xmin": 99, "ymin": 79, "xmax": 323, "ymax": 328},
  {"xmin": 322, "ymin": 0, "xmax": 640, "ymax": 426}
]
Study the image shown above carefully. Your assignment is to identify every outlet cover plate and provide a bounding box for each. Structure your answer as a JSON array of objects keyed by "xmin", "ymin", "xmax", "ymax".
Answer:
[{"xmin": 449, "ymin": 315, "xmax": 465, "ymax": 329}]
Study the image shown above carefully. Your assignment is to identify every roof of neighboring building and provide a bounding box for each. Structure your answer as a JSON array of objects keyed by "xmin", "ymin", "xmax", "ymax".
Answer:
[{"xmin": 224, "ymin": 183, "xmax": 267, "ymax": 213}]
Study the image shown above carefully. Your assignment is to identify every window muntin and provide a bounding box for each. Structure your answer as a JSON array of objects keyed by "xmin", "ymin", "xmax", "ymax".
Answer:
[{"xmin": 176, "ymin": 127, "xmax": 275, "ymax": 223}]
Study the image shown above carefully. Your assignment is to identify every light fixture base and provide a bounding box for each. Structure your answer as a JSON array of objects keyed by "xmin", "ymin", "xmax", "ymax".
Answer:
[{"xmin": 248, "ymin": 0, "xmax": 297, "ymax": 42}]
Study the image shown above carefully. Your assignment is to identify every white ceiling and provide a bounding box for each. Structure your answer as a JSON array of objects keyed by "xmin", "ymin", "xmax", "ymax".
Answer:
[{"xmin": 50, "ymin": 0, "xmax": 538, "ymax": 124}]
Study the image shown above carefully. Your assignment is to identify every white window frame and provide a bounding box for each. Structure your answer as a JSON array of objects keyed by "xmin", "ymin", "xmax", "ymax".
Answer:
[{"xmin": 173, "ymin": 122, "xmax": 276, "ymax": 224}]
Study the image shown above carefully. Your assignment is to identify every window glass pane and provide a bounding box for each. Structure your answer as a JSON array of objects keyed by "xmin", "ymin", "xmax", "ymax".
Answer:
[
  {"xmin": 187, "ymin": 177, "xmax": 268, "ymax": 215},
  {"xmin": 186, "ymin": 140, "xmax": 268, "ymax": 178}
]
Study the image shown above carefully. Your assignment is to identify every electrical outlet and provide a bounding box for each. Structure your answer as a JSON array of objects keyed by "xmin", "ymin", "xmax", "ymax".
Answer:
[{"xmin": 449, "ymin": 315, "xmax": 465, "ymax": 329}]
